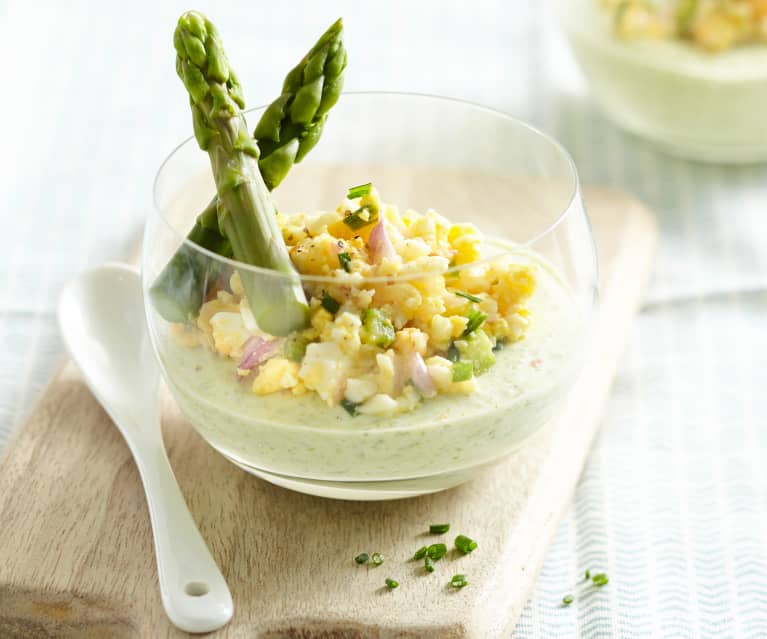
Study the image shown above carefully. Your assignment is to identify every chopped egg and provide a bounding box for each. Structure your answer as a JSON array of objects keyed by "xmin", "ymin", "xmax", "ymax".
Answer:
[
  {"xmin": 252, "ymin": 358, "xmax": 301, "ymax": 395},
  {"xmin": 174, "ymin": 188, "xmax": 537, "ymax": 415}
]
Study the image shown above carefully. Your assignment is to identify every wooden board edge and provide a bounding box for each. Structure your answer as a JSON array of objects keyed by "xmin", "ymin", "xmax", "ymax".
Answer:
[{"xmin": 0, "ymin": 587, "xmax": 136, "ymax": 639}]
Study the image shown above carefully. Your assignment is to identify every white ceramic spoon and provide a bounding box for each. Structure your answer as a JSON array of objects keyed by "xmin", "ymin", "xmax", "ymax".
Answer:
[{"xmin": 58, "ymin": 262, "xmax": 233, "ymax": 633}]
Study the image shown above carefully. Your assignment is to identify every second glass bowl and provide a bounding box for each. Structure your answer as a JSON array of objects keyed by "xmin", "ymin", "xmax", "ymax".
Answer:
[{"xmin": 560, "ymin": 0, "xmax": 767, "ymax": 164}]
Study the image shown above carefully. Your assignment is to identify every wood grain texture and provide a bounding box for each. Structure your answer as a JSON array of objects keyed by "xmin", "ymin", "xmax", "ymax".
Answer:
[{"xmin": 0, "ymin": 186, "xmax": 657, "ymax": 639}]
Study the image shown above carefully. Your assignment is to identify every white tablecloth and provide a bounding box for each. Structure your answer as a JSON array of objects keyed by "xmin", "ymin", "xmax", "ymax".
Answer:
[{"xmin": 2, "ymin": 1, "xmax": 764, "ymax": 636}]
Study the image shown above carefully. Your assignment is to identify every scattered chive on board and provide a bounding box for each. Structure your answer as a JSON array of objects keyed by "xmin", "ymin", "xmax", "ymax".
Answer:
[
  {"xmin": 385, "ymin": 578, "xmax": 399, "ymax": 589},
  {"xmin": 354, "ymin": 553, "xmax": 369, "ymax": 565},
  {"xmin": 371, "ymin": 552, "xmax": 384, "ymax": 566},
  {"xmin": 429, "ymin": 523, "xmax": 450, "ymax": 534},
  {"xmin": 347, "ymin": 182, "xmax": 372, "ymax": 199},
  {"xmin": 426, "ymin": 543, "xmax": 447, "ymax": 561},
  {"xmin": 413, "ymin": 546, "xmax": 428, "ymax": 560},
  {"xmin": 424, "ymin": 556, "xmax": 435, "ymax": 573},
  {"xmin": 450, "ymin": 574, "xmax": 468, "ymax": 589},
  {"xmin": 562, "ymin": 594, "xmax": 574, "ymax": 606},
  {"xmin": 455, "ymin": 535, "xmax": 478, "ymax": 554},
  {"xmin": 455, "ymin": 291, "xmax": 482, "ymax": 304},
  {"xmin": 584, "ymin": 569, "xmax": 591, "ymax": 580}
]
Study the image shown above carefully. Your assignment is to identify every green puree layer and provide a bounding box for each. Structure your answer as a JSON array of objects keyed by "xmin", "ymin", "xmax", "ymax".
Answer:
[{"xmin": 160, "ymin": 247, "xmax": 583, "ymax": 482}]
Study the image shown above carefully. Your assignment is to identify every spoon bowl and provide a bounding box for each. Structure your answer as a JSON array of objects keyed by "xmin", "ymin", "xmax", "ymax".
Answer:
[{"xmin": 58, "ymin": 262, "xmax": 233, "ymax": 634}]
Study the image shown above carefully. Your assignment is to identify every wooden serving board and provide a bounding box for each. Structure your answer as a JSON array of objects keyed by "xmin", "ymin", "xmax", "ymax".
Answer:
[{"xmin": 0, "ymin": 186, "xmax": 656, "ymax": 639}]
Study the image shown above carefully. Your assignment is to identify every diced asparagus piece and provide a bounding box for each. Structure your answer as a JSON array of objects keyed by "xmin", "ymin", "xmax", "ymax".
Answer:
[
  {"xmin": 172, "ymin": 11, "xmax": 309, "ymax": 335},
  {"xmin": 454, "ymin": 329, "xmax": 496, "ymax": 374},
  {"xmin": 360, "ymin": 308, "xmax": 395, "ymax": 348}
]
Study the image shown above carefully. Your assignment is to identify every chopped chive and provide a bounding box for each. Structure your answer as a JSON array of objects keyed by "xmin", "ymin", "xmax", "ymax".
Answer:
[
  {"xmin": 342, "ymin": 205, "xmax": 378, "ymax": 230},
  {"xmin": 338, "ymin": 251, "xmax": 352, "ymax": 272},
  {"xmin": 424, "ymin": 556, "xmax": 435, "ymax": 573},
  {"xmin": 562, "ymin": 594, "xmax": 574, "ymax": 606},
  {"xmin": 413, "ymin": 546, "xmax": 428, "ymax": 560},
  {"xmin": 426, "ymin": 543, "xmax": 447, "ymax": 561},
  {"xmin": 429, "ymin": 523, "xmax": 451, "ymax": 534},
  {"xmin": 321, "ymin": 292, "xmax": 341, "ymax": 314},
  {"xmin": 455, "ymin": 291, "xmax": 482, "ymax": 304},
  {"xmin": 592, "ymin": 573, "xmax": 609, "ymax": 587},
  {"xmin": 584, "ymin": 569, "xmax": 591, "ymax": 580},
  {"xmin": 463, "ymin": 309, "xmax": 487, "ymax": 336},
  {"xmin": 340, "ymin": 399, "xmax": 359, "ymax": 416},
  {"xmin": 451, "ymin": 361, "xmax": 473, "ymax": 383},
  {"xmin": 371, "ymin": 552, "xmax": 384, "ymax": 566},
  {"xmin": 347, "ymin": 182, "xmax": 372, "ymax": 199},
  {"xmin": 447, "ymin": 342, "xmax": 460, "ymax": 362},
  {"xmin": 454, "ymin": 535, "xmax": 478, "ymax": 554},
  {"xmin": 385, "ymin": 577, "xmax": 399, "ymax": 589},
  {"xmin": 450, "ymin": 574, "xmax": 468, "ymax": 589},
  {"xmin": 354, "ymin": 553, "xmax": 369, "ymax": 565}
]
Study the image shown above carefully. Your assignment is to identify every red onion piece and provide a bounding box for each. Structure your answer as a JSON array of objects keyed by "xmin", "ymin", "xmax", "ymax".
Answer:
[
  {"xmin": 368, "ymin": 219, "xmax": 396, "ymax": 263},
  {"xmin": 406, "ymin": 352, "xmax": 437, "ymax": 398},
  {"xmin": 238, "ymin": 336, "xmax": 281, "ymax": 370}
]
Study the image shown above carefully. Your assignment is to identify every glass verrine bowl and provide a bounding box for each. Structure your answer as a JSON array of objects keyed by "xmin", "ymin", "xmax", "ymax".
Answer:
[{"xmin": 142, "ymin": 92, "xmax": 597, "ymax": 500}]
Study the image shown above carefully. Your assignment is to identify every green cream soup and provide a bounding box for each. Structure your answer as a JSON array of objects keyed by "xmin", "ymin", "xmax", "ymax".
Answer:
[{"xmin": 159, "ymin": 250, "xmax": 582, "ymax": 482}]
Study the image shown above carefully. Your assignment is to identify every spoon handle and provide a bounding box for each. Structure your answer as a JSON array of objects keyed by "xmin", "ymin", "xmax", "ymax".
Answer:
[{"xmin": 133, "ymin": 433, "xmax": 234, "ymax": 633}]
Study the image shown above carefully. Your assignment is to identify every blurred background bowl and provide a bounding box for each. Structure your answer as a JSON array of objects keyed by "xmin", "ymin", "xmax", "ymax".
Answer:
[{"xmin": 559, "ymin": 0, "xmax": 767, "ymax": 164}]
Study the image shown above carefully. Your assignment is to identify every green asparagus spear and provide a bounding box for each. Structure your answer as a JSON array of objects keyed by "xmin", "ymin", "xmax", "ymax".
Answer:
[
  {"xmin": 255, "ymin": 16, "xmax": 346, "ymax": 188},
  {"xmin": 193, "ymin": 16, "xmax": 347, "ymax": 239},
  {"xmin": 172, "ymin": 11, "xmax": 308, "ymax": 335},
  {"xmin": 151, "ymin": 18, "xmax": 346, "ymax": 324}
]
